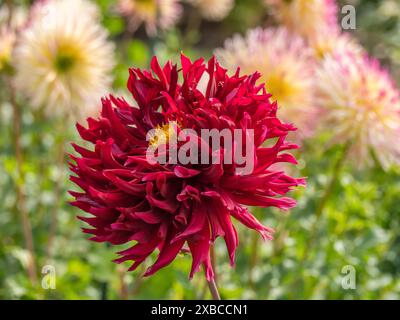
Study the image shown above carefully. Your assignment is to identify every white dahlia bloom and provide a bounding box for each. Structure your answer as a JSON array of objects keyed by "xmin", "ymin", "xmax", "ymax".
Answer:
[
  {"xmin": 14, "ymin": 0, "xmax": 115, "ymax": 118},
  {"xmin": 216, "ymin": 27, "xmax": 317, "ymax": 138},
  {"xmin": 316, "ymin": 49, "xmax": 400, "ymax": 169},
  {"xmin": 188, "ymin": 0, "xmax": 234, "ymax": 21}
]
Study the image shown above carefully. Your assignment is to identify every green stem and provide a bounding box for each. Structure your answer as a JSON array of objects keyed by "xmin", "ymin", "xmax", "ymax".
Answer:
[
  {"xmin": 130, "ymin": 264, "xmax": 146, "ymax": 298},
  {"xmin": 210, "ymin": 244, "xmax": 218, "ymax": 284},
  {"xmin": 207, "ymin": 277, "xmax": 221, "ymax": 300},
  {"xmin": 205, "ymin": 246, "xmax": 221, "ymax": 300}
]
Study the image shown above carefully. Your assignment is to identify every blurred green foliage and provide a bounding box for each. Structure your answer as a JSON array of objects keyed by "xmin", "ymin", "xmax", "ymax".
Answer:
[{"xmin": 0, "ymin": 0, "xmax": 399, "ymax": 300}]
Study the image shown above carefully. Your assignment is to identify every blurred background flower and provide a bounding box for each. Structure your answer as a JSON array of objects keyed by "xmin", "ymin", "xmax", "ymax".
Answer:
[
  {"xmin": 13, "ymin": 0, "xmax": 115, "ymax": 118},
  {"xmin": 117, "ymin": 0, "xmax": 182, "ymax": 36},
  {"xmin": 265, "ymin": 0, "xmax": 338, "ymax": 40},
  {"xmin": 310, "ymin": 30, "xmax": 364, "ymax": 60},
  {"xmin": 216, "ymin": 27, "xmax": 317, "ymax": 138},
  {"xmin": 187, "ymin": 0, "xmax": 234, "ymax": 21},
  {"xmin": 316, "ymin": 49, "xmax": 400, "ymax": 170}
]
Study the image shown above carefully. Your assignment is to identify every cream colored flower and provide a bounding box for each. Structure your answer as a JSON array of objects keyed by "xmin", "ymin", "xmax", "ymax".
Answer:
[
  {"xmin": 188, "ymin": 0, "xmax": 234, "ymax": 21},
  {"xmin": 117, "ymin": 0, "xmax": 182, "ymax": 36},
  {"xmin": 14, "ymin": 0, "xmax": 115, "ymax": 118},
  {"xmin": 265, "ymin": 0, "xmax": 338, "ymax": 40},
  {"xmin": 316, "ymin": 49, "xmax": 400, "ymax": 169},
  {"xmin": 216, "ymin": 27, "xmax": 317, "ymax": 138}
]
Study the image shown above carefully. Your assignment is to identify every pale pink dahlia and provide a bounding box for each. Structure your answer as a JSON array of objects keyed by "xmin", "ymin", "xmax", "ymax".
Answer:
[
  {"xmin": 310, "ymin": 29, "xmax": 364, "ymax": 60},
  {"xmin": 216, "ymin": 27, "xmax": 317, "ymax": 138},
  {"xmin": 316, "ymin": 49, "xmax": 400, "ymax": 169}
]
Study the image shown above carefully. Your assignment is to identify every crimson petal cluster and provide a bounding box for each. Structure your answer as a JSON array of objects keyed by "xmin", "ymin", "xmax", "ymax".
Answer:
[{"xmin": 69, "ymin": 55, "xmax": 305, "ymax": 280}]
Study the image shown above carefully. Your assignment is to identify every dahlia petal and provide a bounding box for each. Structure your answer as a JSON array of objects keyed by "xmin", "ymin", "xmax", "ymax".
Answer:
[
  {"xmin": 77, "ymin": 216, "xmax": 109, "ymax": 228},
  {"xmin": 203, "ymin": 255, "xmax": 215, "ymax": 281},
  {"xmin": 76, "ymin": 123, "xmax": 97, "ymax": 143},
  {"xmin": 116, "ymin": 237, "xmax": 159, "ymax": 257},
  {"xmin": 230, "ymin": 208, "xmax": 274, "ymax": 240},
  {"xmin": 276, "ymin": 153, "xmax": 298, "ymax": 165},
  {"xmin": 181, "ymin": 53, "xmax": 192, "ymax": 77},
  {"xmin": 188, "ymin": 221, "xmax": 211, "ymax": 279},
  {"xmin": 151, "ymin": 57, "xmax": 168, "ymax": 89},
  {"xmin": 199, "ymin": 161, "xmax": 224, "ymax": 183},
  {"xmin": 174, "ymin": 166, "xmax": 201, "ymax": 178},
  {"xmin": 75, "ymin": 158, "xmax": 105, "ymax": 182},
  {"xmin": 69, "ymin": 175, "xmax": 89, "ymax": 192},
  {"xmin": 177, "ymin": 185, "xmax": 201, "ymax": 202},
  {"xmin": 131, "ymin": 210, "xmax": 163, "ymax": 225},
  {"xmin": 128, "ymin": 258, "xmax": 146, "ymax": 272},
  {"xmin": 71, "ymin": 143, "xmax": 97, "ymax": 158},
  {"xmin": 233, "ymin": 193, "xmax": 297, "ymax": 210},
  {"xmin": 88, "ymin": 187, "xmax": 135, "ymax": 207},
  {"xmin": 103, "ymin": 170, "xmax": 146, "ymax": 196},
  {"xmin": 146, "ymin": 193, "xmax": 179, "ymax": 214},
  {"xmin": 211, "ymin": 201, "xmax": 238, "ymax": 265},
  {"xmin": 172, "ymin": 203, "xmax": 206, "ymax": 243},
  {"xmin": 99, "ymin": 139, "xmax": 126, "ymax": 169},
  {"xmin": 144, "ymin": 235, "xmax": 185, "ymax": 277}
]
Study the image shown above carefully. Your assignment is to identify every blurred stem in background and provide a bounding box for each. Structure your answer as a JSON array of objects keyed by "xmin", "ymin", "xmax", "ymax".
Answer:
[
  {"xmin": 5, "ymin": 0, "xmax": 37, "ymax": 285},
  {"xmin": 118, "ymin": 267, "xmax": 129, "ymax": 300},
  {"xmin": 183, "ymin": 7, "xmax": 202, "ymax": 48},
  {"xmin": 8, "ymin": 78, "xmax": 37, "ymax": 285},
  {"xmin": 46, "ymin": 121, "xmax": 66, "ymax": 261},
  {"xmin": 130, "ymin": 264, "xmax": 146, "ymax": 298},
  {"xmin": 248, "ymin": 231, "xmax": 259, "ymax": 288},
  {"xmin": 247, "ymin": 208, "xmax": 262, "ymax": 288},
  {"xmin": 300, "ymin": 141, "xmax": 352, "ymax": 263},
  {"xmin": 210, "ymin": 244, "xmax": 218, "ymax": 284},
  {"xmin": 288, "ymin": 142, "xmax": 351, "ymax": 296}
]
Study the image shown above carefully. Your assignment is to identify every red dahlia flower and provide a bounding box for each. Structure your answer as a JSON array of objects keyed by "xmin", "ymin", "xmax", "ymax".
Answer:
[{"xmin": 69, "ymin": 55, "xmax": 305, "ymax": 280}]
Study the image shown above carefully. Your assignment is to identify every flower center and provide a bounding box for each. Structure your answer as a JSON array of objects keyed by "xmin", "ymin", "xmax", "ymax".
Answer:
[
  {"xmin": 54, "ymin": 53, "xmax": 76, "ymax": 73},
  {"xmin": 149, "ymin": 122, "xmax": 178, "ymax": 148},
  {"xmin": 265, "ymin": 73, "xmax": 295, "ymax": 106},
  {"xmin": 135, "ymin": 0, "xmax": 157, "ymax": 14}
]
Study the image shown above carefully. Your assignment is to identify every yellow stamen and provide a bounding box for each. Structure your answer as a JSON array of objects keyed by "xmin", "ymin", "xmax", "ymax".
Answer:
[{"xmin": 149, "ymin": 121, "xmax": 178, "ymax": 148}]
